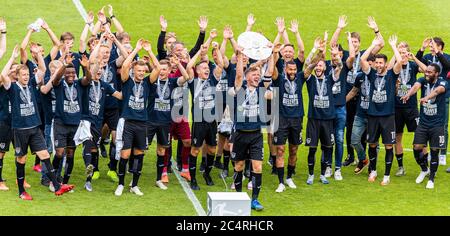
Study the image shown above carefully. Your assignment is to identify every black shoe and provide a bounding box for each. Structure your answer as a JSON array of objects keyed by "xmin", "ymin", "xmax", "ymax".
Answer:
[
  {"xmin": 177, "ymin": 163, "xmax": 182, "ymax": 172},
  {"xmin": 41, "ymin": 178, "xmax": 50, "ymax": 187},
  {"xmin": 199, "ymin": 161, "xmax": 206, "ymax": 173},
  {"xmin": 214, "ymin": 160, "xmax": 224, "ymax": 169},
  {"xmin": 100, "ymin": 143, "xmax": 107, "ymax": 158},
  {"xmin": 342, "ymin": 157, "xmax": 355, "ymax": 167},
  {"xmin": 190, "ymin": 179, "xmax": 200, "ymax": 190},
  {"xmin": 203, "ymin": 173, "xmax": 214, "ymax": 186}
]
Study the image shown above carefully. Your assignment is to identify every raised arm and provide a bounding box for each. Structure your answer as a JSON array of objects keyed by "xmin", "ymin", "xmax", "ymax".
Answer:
[
  {"xmin": 92, "ymin": 8, "xmax": 105, "ymax": 36},
  {"xmin": 186, "ymin": 44, "xmax": 206, "ymax": 79},
  {"xmin": 345, "ymin": 31, "xmax": 356, "ymax": 69},
  {"xmin": 109, "ymin": 33, "xmax": 129, "ymax": 67},
  {"xmin": 361, "ymin": 36, "xmax": 381, "ymax": 73},
  {"xmin": 388, "ymin": 35, "xmax": 402, "ymax": 75},
  {"xmin": 212, "ymin": 42, "xmax": 224, "ymax": 80},
  {"xmin": 330, "ymin": 15, "xmax": 347, "ymax": 50},
  {"xmin": 432, "ymin": 39, "xmax": 450, "ymax": 71},
  {"xmin": 221, "ymin": 25, "xmax": 234, "ymax": 68},
  {"xmin": 31, "ymin": 44, "xmax": 47, "ymax": 84},
  {"xmin": 367, "ymin": 16, "xmax": 384, "ymax": 55},
  {"xmin": 275, "ymin": 17, "xmax": 289, "ymax": 44},
  {"xmin": 142, "ymin": 40, "xmax": 161, "ymax": 83},
  {"xmin": 188, "ymin": 16, "xmax": 208, "ymax": 57},
  {"xmin": 271, "ymin": 43, "xmax": 282, "ymax": 80},
  {"xmin": 80, "ymin": 11, "xmax": 94, "ymax": 54},
  {"xmin": 121, "ymin": 39, "xmax": 143, "ymax": 82},
  {"xmin": 202, "ymin": 29, "xmax": 217, "ymax": 53},
  {"xmin": 416, "ymin": 37, "xmax": 431, "ymax": 64},
  {"xmin": 0, "ymin": 45, "xmax": 19, "ymax": 89},
  {"xmin": 234, "ymin": 50, "xmax": 244, "ymax": 91},
  {"xmin": 409, "ymin": 52, "xmax": 428, "ymax": 72},
  {"xmin": 246, "ymin": 13, "xmax": 255, "ymax": 32},
  {"xmin": 304, "ymin": 44, "xmax": 325, "ymax": 78},
  {"xmin": 305, "ymin": 37, "xmax": 321, "ymax": 67},
  {"xmin": 20, "ymin": 29, "xmax": 34, "ymax": 64},
  {"xmin": 0, "ymin": 18, "xmax": 6, "ymax": 60},
  {"xmin": 171, "ymin": 56, "xmax": 191, "ymax": 86},
  {"xmin": 157, "ymin": 15, "xmax": 168, "ymax": 58},
  {"xmin": 108, "ymin": 5, "xmax": 124, "ymax": 33},
  {"xmin": 289, "ymin": 19, "xmax": 305, "ymax": 63},
  {"xmin": 79, "ymin": 55, "xmax": 92, "ymax": 86},
  {"xmin": 330, "ymin": 44, "xmax": 343, "ymax": 81}
]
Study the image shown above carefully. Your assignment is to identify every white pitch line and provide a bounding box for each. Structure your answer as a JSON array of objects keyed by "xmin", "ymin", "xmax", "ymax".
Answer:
[
  {"xmin": 71, "ymin": 0, "xmax": 206, "ymax": 216},
  {"xmin": 171, "ymin": 162, "xmax": 207, "ymax": 216}
]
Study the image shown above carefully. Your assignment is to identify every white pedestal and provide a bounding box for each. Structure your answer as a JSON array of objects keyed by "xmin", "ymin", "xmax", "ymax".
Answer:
[{"xmin": 207, "ymin": 192, "xmax": 251, "ymax": 216}]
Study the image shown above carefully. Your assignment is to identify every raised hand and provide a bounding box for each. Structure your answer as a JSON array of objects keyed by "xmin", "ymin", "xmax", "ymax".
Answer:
[
  {"xmin": 273, "ymin": 43, "xmax": 283, "ymax": 53},
  {"xmin": 330, "ymin": 44, "xmax": 339, "ymax": 57},
  {"xmin": 247, "ymin": 13, "xmax": 256, "ymax": 26},
  {"xmin": 65, "ymin": 53, "xmax": 75, "ymax": 65},
  {"xmin": 142, "ymin": 40, "xmax": 152, "ymax": 52},
  {"xmin": 337, "ymin": 15, "xmax": 348, "ymax": 29},
  {"xmin": 198, "ymin": 16, "xmax": 208, "ymax": 32},
  {"xmin": 200, "ymin": 44, "xmax": 209, "ymax": 54},
  {"xmin": 389, "ymin": 35, "xmax": 398, "ymax": 47},
  {"xmin": 41, "ymin": 19, "xmax": 49, "ymax": 30},
  {"xmin": 136, "ymin": 38, "xmax": 144, "ymax": 51},
  {"xmin": 0, "ymin": 18, "xmax": 6, "ymax": 32},
  {"xmin": 323, "ymin": 31, "xmax": 329, "ymax": 42},
  {"xmin": 12, "ymin": 45, "xmax": 20, "ymax": 59},
  {"xmin": 313, "ymin": 37, "xmax": 321, "ymax": 49},
  {"xmin": 98, "ymin": 9, "xmax": 106, "ymax": 24},
  {"xmin": 421, "ymin": 37, "xmax": 431, "ymax": 51},
  {"xmin": 371, "ymin": 35, "xmax": 383, "ymax": 47},
  {"xmin": 210, "ymin": 29, "xmax": 218, "ymax": 39},
  {"xmin": 275, "ymin": 17, "xmax": 285, "ymax": 33},
  {"xmin": 80, "ymin": 54, "xmax": 89, "ymax": 67},
  {"xmin": 108, "ymin": 4, "xmax": 114, "ymax": 17},
  {"xmin": 289, "ymin": 19, "xmax": 299, "ymax": 33},
  {"xmin": 223, "ymin": 25, "xmax": 234, "ymax": 39},
  {"xmin": 160, "ymin": 15, "xmax": 168, "ymax": 31},
  {"xmin": 86, "ymin": 11, "xmax": 94, "ymax": 24},
  {"xmin": 367, "ymin": 16, "xmax": 379, "ymax": 31}
]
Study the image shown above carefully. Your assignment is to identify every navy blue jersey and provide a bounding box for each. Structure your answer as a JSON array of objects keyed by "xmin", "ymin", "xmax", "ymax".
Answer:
[
  {"xmin": 395, "ymin": 61, "xmax": 419, "ymax": 108},
  {"xmin": 7, "ymin": 81, "xmax": 41, "ymax": 129},
  {"xmin": 343, "ymin": 50, "xmax": 366, "ymax": 94},
  {"xmin": 417, "ymin": 77, "xmax": 447, "ymax": 128},
  {"xmin": 422, "ymin": 53, "xmax": 450, "ymax": 97},
  {"xmin": 272, "ymin": 72, "xmax": 305, "ymax": 118},
  {"xmin": 54, "ymin": 79, "xmax": 83, "ymax": 126},
  {"xmin": 353, "ymin": 72, "xmax": 370, "ymax": 118},
  {"xmin": 81, "ymin": 80, "xmax": 116, "ymax": 128},
  {"xmin": 276, "ymin": 57, "xmax": 304, "ymax": 77},
  {"xmin": 0, "ymin": 87, "xmax": 11, "ymax": 124},
  {"xmin": 188, "ymin": 74, "xmax": 220, "ymax": 123},
  {"xmin": 233, "ymin": 83, "xmax": 264, "ymax": 131},
  {"xmin": 40, "ymin": 76, "xmax": 56, "ymax": 125},
  {"xmin": 367, "ymin": 68, "xmax": 399, "ymax": 116},
  {"xmin": 305, "ymin": 74, "xmax": 336, "ymax": 120},
  {"xmin": 100, "ymin": 60, "xmax": 120, "ymax": 109},
  {"xmin": 148, "ymin": 78, "xmax": 179, "ymax": 124},
  {"xmin": 121, "ymin": 77, "xmax": 150, "ymax": 122},
  {"xmin": 328, "ymin": 62, "xmax": 348, "ymax": 106}
]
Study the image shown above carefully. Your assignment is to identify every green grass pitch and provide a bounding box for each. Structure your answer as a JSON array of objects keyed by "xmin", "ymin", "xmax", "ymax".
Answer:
[{"xmin": 0, "ymin": 0, "xmax": 450, "ymax": 215}]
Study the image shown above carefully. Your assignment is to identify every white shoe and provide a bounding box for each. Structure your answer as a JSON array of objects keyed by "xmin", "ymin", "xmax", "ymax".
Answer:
[
  {"xmin": 275, "ymin": 183, "xmax": 286, "ymax": 193},
  {"xmin": 395, "ymin": 167, "xmax": 406, "ymax": 177},
  {"xmin": 155, "ymin": 180, "xmax": 168, "ymax": 190},
  {"xmin": 286, "ymin": 178, "xmax": 297, "ymax": 189},
  {"xmin": 439, "ymin": 155, "xmax": 446, "ymax": 166},
  {"xmin": 426, "ymin": 180, "xmax": 435, "ymax": 189},
  {"xmin": 334, "ymin": 169, "xmax": 343, "ymax": 181},
  {"xmin": 230, "ymin": 183, "xmax": 235, "ymax": 190},
  {"xmin": 368, "ymin": 170, "xmax": 377, "ymax": 182},
  {"xmin": 49, "ymin": 182, "xmax": 55, "ymax": 192},
  {"xmin": 319, "ymin": 175, "xmax": 329, "ymax": 184},
  {"xmin": 130, "ymin": 186, "xmax": 144, "ymax": 195},
  {"xmin": 247, "ymin": 181, "xmax": 253, "ymax": 190},
  {"xmin": 324, "ymin": 167, "xmax": 332, "ymax": 178},
  {"xmin": 84, "ymin": 181, "xmax": 92, "ymax": 192},
  {"xmin": 416, "ymin": 169, "xmax": 430, "ymax": 184},
  {"xmin": 380, "ymin": 175, "xmax": 390, "ymax": 186},
  {"xmin": 115, "ymin": 185, "xmax": 124, "ymax": 196},
  {"xmin": 306, "ymin": 175, "xmax": 314, "ymax": 185}
]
